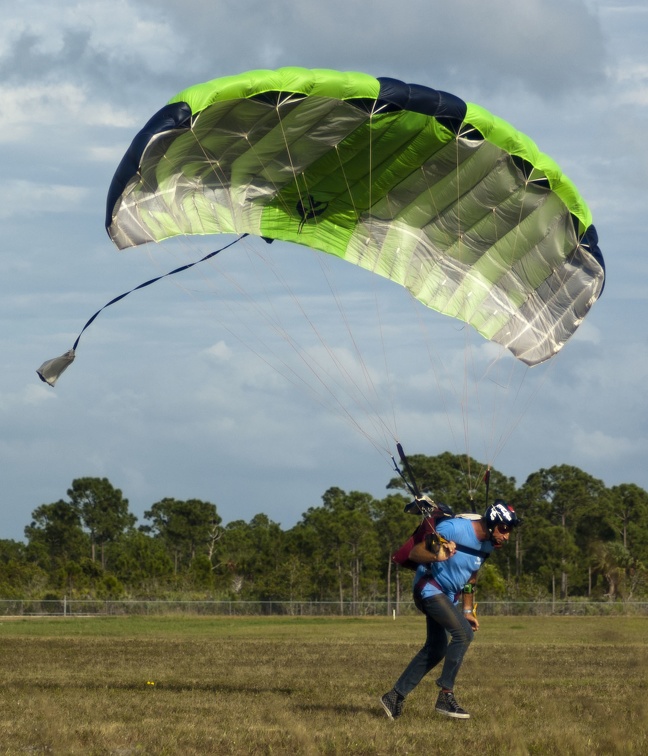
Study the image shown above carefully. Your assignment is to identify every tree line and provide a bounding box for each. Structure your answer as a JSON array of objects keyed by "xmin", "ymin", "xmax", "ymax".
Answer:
[{"xmin": 1, "ymin": 453, "xmax": 647, "ymax": 605}]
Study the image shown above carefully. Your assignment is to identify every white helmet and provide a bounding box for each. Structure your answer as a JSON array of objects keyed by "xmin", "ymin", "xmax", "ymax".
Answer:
[{"xmin": 484, "ymin": 500, "xmax": 522, "ymax": 532}]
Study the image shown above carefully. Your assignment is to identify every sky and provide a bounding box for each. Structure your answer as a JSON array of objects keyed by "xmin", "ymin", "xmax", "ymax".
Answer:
[{"xmin": 1, "ymin": 0, "xmax": 647, "ymax": 541}]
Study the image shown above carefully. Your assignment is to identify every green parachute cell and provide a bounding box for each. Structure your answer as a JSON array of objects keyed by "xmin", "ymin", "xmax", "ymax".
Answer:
[{"xmin": 105, "ymin": 67, "xmax": 604, "ymax": 367}]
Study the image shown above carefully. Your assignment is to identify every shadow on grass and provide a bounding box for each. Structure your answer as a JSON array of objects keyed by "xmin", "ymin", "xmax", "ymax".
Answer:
[
  {"xmin": 294, "ymin": 702, "xmax": 376, "ymax": 716},
  {"xmin": 7, "ymin": 680, "xmax": 295, "ymax": 695}
]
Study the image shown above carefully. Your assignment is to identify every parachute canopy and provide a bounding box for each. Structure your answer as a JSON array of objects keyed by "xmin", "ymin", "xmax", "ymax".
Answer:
[{"xmin": 106, "ymin": 67, "xmax": 604, "ymax": 366}]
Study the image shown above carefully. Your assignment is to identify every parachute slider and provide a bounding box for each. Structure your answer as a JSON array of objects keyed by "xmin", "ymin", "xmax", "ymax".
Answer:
[
  {"xmin": 404, "ymin": 494, "xmax": 436, "ymax": 516},
  {"xmin": 404, "ymin": 496, "xmax": 455, "ymax": 521}
]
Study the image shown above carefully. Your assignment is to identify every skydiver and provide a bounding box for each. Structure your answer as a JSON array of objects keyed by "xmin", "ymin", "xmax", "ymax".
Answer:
[{"xmin": 380, "ymin": 500, "xmax": 522, "ymax": 720}]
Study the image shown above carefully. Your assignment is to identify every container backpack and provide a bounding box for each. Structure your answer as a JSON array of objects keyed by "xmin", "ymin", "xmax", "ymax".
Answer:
[{"xmin": 392, "ymin": 496, "xmax": 487, "ymax": 571}]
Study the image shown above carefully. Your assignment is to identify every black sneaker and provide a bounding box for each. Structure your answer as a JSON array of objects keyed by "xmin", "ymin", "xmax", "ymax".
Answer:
[
  {"xmin": 380, "ymin": 689, "xmax": 404, "ymax": 719},
  {"xmin": 435, "ymin": 690, "xmax": 470, "ymax": 719}
]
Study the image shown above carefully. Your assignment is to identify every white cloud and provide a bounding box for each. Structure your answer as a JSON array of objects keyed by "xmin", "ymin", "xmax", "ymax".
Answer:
[
  {"xmin": 135, "ymin": 0, "xmax": 606, "ymax": 96},
  {"xmin": 86, "ymin": 145, "xmax": 133, "ymax": 163},
  {"xmin": 204, "ymin": 340, "xmax": 233, "ymax": 361},
  {"xmin": 0, "ymin": 0, "xmax": 183, "ymax": 73},
  {"xmin": 0, "ymin": 83, "xmax": 137, "ymax": 142},
  {"xmin": 570, "ymin": 319, "xmax": 601, "ymax": 346},
  {"xmin": 0, "ymin": 383, "xmax": 55, "ymax": 412},
  {"xmin": 570, "ymin": 426, "xmax": 638, "ymax": 460},
  {"xmin": 0, "ymin": 180, "xmax": 88, "ymax": 219}
]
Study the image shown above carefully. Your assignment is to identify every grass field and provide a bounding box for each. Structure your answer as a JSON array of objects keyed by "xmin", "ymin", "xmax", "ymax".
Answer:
[{"xmin": 0, "ymin": 614, "xmax": 646, "ymax": 755}]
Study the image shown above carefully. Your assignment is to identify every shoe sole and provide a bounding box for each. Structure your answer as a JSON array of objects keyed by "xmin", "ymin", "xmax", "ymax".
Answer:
[
  {"xmin": 435, "ymin": 706, "xmax": 470, "ymax": 719},
  {"xmin": 380, "ymin": 696, "xmax": 397, "ymax": 719}
]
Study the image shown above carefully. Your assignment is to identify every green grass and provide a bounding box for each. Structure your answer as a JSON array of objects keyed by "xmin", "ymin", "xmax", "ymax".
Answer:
[{"xmin": 0, "ymin": 616, "xmax": 646, "ymax": 754}]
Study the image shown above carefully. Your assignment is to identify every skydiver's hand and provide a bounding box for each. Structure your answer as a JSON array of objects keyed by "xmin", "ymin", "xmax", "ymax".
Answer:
[
  {"xmin": 409, "ymin": 538, "xmax": 458, "ymax": 564},
  {"xmin": 436, "ymin": 540, "xmax": 457, "ymax": 561}
]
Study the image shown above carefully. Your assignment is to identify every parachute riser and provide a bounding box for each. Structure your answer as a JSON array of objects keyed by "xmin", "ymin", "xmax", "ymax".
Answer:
[
  {"xmin": 391, "ymin": 442, "xmax": 421, "ymax": 500},
  {"xmin": 483, "ymin": 468, "xmax": 491, "ymax": 513},
  {"xmin": 467, "ymin": 467, "xmax": 491, "ymax": 515}
]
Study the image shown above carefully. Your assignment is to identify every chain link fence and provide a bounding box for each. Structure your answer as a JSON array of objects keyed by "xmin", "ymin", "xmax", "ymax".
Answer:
[{"xmin": 1, "ymin": 599, "xmax": 647, "ymax": 617}]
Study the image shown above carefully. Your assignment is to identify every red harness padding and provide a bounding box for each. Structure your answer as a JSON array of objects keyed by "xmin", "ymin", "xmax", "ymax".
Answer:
[{"xmin": 391, "ymin": 517, "xmax": 441, "ymax": 571}]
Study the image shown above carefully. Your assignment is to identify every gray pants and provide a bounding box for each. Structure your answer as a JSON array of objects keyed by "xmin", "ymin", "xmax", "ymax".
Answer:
[{"xmin": 394, "ymin": 592, "xmax": 474, "ymax": 696}]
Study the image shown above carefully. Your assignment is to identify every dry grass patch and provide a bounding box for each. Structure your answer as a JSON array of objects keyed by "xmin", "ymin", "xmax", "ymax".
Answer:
[{"xmin": 0, "ymin": 615, "xmax": 645, "ymax": 754}]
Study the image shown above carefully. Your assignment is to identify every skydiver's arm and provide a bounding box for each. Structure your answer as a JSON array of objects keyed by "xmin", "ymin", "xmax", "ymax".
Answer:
[
  {"xmin": 408, "ymin": 538, "xmax": 457, "ymax": 564},
  {"xmin": 462, "ymin": 571, "xmax": 480, "ymax": 631}
]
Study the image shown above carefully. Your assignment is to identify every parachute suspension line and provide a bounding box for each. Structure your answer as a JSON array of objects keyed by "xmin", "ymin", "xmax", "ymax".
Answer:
[
  {"xmin": 460, "ymin": 321, "xmax": 477, "ymax": 493},
  {"xmin": 248, "ymin": 241, "xmax": 395, "ymax": 451},
  {"xmin": 357, "ymin": 104, "xmax": 403, "ymax": 451},
  {"xmin": 408, "ymin": 126, "xmax": 521, "ymax": 499},
  {"xmin": 274, "ymin": 94, "xmax": 308, "ymax": 226},
  {"xmin": 488, "ymin": 353, "xmax": 556, "ymax": 464},
  {"xmin": 449, "ymin": 126, "xmax": 507, "ymax": 496},
  {"xmin": 474, "ymin": 155, "xmax": 543, "ymax": 469},
  {"xmin": 242, "ymin": 99, "xmax": 397, "ymax": 453},
  {"xmin": 480, "ymin": 355, "xmax": 509, "ymax": 476},
  {"xmin": 411, "ymin": 144, "xmax": 477, "ymax": 485},
  {"xmin": 370, "ymin": 270, "xmax": 399, "ymax": 444},
  {"xmin": 148, "ymin": 232, "xmax": 394, "ymax": 458},
  {"xmin": 462, "ymin": 138, "xmax": 557, "ymax": 489},
  {"xmin": 412, "ymin": 296, "xmax": 462, "ymax": 452},
  {"xmin": 456, "ymin": 200, "xmax": 494, "ymax": 493},
  {"xmin": 288, "ymin": 131, "xmax": 402, "ymax": 453},
  {"xmin": 474, "ymin": 189, "xmax": 516, "ymax": 478},
  {"xmin": 197, "ymin": 104, "xmax": 366, "ymax": 427},
  {"xmin": 462, "ymin": 341, "xmax": 506, "ymax": 496},
  {"xmin": 309, "ymin": 254, "xmax": 396, "ymax": 451},
  {"xmin": 291, "ymin": 142, "xmax": 391, "ymax": 446},
  {"xmin": 246, "ymin": 95, "xmax": 411, "ymax": 455},
  {"xmin": 273, "ymin": 91, "xmax": 334, "ymax": 234},
  {"xmin": 364, "ymin": 104, "xmax": 401, "ymax": 445},
  {"xmin": 486, "ymin": 353, "xmax": 524, "ymax": 466},
  {"xmin": 189, "ymin": 235, "xmax": 386, "ymax": 452},
  {"xmin": 446, "ymin": 125, "xmax": 512, "ymax": 494},
  {"xmin": 178, "ymin": 101, "xmax": 394, "ymax": 455},
  {"xmin": 482, "ymin": 468, "xmax": 491, "ymax": 512},
  {"xmin": 192, "ymin": 101, "xmax": 391, "ymax": 452},
  {"xmin": 458, "ymin": 269, "xmax": 512, "ymax": 490},
  {"xmin": 451, "ymin": 130, "xmax": 479, "ymax": 496},
  {"xmin": 112, "ymin": 115, "xmax": 390, "ymax": 451},
  {"xmin": 361, "ymin": 105, "xmax": 397, "ymax": 448},
  {"xmin": 174, "ymin": 113, "xmax": 241, "ymax": 241}
]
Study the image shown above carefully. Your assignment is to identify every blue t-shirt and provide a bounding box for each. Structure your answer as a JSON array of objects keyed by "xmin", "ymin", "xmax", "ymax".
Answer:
[{"xmin": 414, "ymin": 517, "xmax": 493, "ymax": 602}]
